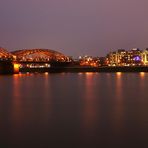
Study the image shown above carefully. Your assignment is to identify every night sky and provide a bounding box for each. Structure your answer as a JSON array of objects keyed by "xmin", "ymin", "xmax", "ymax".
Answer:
[{"xmin": 0, "ymin": 0, "xmax": 148, "ymax": 57}]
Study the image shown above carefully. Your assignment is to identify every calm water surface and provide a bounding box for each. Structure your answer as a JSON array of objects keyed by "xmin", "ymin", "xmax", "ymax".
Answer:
[{"xmin": 0, "ymin": 72, "xmax": 148, "ymax": 148}]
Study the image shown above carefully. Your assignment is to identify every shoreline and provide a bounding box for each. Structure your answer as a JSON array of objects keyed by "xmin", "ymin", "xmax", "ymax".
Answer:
[
  {"xmin": 19, "ymin": 66, "xmax": 148, "ymax": 73},
  {"xmin": 1, "ymin": 65, "xmax": 148, "ymax": 74}
]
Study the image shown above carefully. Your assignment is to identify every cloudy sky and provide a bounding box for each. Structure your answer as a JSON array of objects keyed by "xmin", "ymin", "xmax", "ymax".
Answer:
[{"xmin": 0, "ymin": 0, "xmax": 148, "ymax": 57}]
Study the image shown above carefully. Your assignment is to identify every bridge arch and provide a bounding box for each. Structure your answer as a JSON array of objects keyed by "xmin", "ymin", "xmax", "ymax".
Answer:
[
  {"xmin": 0, "ymin": 47, "xmax": 13, "ymax": 59},
  {"xmin": 11, "ymin": 49, "xmax": 69, "ymax": 62}
]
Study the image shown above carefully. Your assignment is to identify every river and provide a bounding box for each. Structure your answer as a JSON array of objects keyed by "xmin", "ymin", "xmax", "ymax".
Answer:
[{"xmin": 0, "ymin": 72, "xmax": 148, "ymax": 148}]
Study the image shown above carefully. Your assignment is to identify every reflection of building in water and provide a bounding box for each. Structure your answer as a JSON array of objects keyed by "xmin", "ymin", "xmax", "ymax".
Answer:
[
  {"xmin": 140, "ymin": 72, "xmax": 145, "ymax": 78},
  {"xmin": 114, "ymin": 72, "xmax": 124, "ymax": 130},
  {"xmin": 83, "ymin": 73, "xmax": 97, "ymax": 129}
]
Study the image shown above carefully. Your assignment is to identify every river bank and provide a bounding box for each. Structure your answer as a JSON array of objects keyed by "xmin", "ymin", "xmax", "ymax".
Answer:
[{"xmin": 19, "ymin": 66, "xmax": 148, "ymax": 73}]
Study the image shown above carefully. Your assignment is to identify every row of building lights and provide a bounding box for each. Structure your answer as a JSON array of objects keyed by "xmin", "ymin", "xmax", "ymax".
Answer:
[
  {"xmin": 78, "ymin": 48, "xmax": 148, "ymax": 67},
  {"xmin": 1, "ymin": 47, "xmax": 148, "ymax": 67},
  {"xmin": 107, "ymin": 48, "xmax": 148, "ymax": 66}
]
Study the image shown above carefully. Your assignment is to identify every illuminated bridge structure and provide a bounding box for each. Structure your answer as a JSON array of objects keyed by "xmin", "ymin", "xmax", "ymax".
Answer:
[
  {"xmin": 0, "ymin": 47, "xmax": 13, "ymax": 60},
  {"xmin": 0, "ymin": 48, "xmax": 71, "ymax": 73},
  {"xmin": 11, "ymin": 48, "xmax": 69, "ymax": 62},
  {"xmin": 11, "ymin": 49, "xmax": 71, "ymax": 72}
]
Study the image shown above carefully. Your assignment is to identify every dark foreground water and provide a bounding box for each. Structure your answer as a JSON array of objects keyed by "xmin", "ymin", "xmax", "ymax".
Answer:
[{"xmin": 0, "ymin": 72, "xmax": 148, "ymax": 148}]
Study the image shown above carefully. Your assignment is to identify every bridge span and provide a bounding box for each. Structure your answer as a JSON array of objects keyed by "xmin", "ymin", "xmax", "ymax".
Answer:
[{"xmin": 0, "ymin": 48, "xmax": 72, "ymax": 74}]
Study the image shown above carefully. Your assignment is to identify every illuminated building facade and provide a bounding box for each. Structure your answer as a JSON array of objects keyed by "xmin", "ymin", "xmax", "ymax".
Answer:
[
  {"xmin": 79, "ymin": 56, "xmax": 99, "ymax": 67},
  {"xmin": 141, "ymin": 48, "xmax": 148, "ymax": 65},
  {"xmin": 124, "ymin": 48, "xmax": 142, "ymax": 66},
  {"xmin": 107, "ymin": 48, "xmax": 142, "ymax": 66},
  {"xmin": 107, "ymin": 49, "xmax": 127, "ymax": 66}
]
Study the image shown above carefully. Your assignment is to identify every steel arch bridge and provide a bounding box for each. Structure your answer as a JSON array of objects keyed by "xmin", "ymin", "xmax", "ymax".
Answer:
[
  {"xmin": 11, "ymin": 49, "xmax": 69, "ymax": 62},
  {"xmin": 0, "ymin": 47, "xmax": 13, "ymax": 59}
]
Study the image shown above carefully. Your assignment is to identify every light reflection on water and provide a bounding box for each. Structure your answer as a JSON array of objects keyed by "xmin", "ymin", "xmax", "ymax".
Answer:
[
  {"xmin": 113, "ymin": 72, "xmax": 124, "ymax": 131},
  {"xmin": 83, "ymin": 73, "xmax": 97, "ymax": 129},
  {"xmin": 140, "ymin": 72, "xmax": 145, "ymax": 78},
  {"xmin": 0, "ymin": 73, "xmax": 148, "ymax": 147}
]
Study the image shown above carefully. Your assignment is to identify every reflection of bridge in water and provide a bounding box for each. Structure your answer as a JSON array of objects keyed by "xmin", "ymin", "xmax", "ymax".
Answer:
[{"xmin": 0, "ymin": 47, "xmax": 71, "ymax": 74}]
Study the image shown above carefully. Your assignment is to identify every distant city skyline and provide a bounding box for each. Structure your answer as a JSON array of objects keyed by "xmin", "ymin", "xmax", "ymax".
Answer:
[{"xmin": 1, "ymin": 0, "xmax": 148, "ymax": 57}]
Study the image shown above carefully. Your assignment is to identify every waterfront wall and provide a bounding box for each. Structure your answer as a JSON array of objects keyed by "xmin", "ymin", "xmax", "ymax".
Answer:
[
  {"xmin": 19, "ymin": 66, "xmax": 148, "ymax": 73},
  {"xmin": 1, "ymin": 60, "xmax": 148, "ymax": 74}
]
